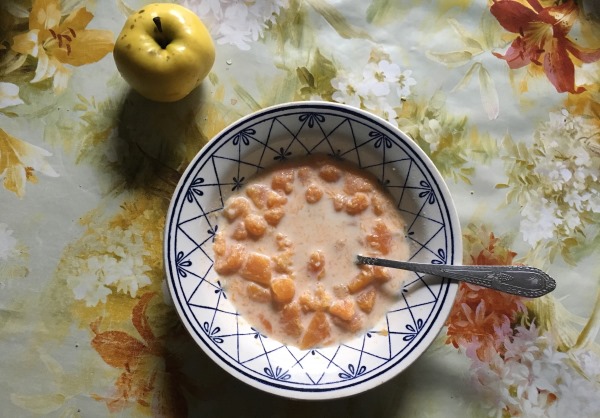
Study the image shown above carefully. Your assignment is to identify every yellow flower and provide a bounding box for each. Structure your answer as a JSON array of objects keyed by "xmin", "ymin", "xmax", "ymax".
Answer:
[
  {"xmin": 0, "ymin": 128, "xmax": 58, "ymax": 197},
  {"xmin": 10, "ymin": 0, "xmax": 113, "ymax": 93}
]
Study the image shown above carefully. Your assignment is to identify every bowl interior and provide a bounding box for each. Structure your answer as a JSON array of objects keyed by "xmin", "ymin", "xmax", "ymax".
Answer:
[{"xmin": 164, "ymin": 102, "xmax": 461, "ymax": 399}]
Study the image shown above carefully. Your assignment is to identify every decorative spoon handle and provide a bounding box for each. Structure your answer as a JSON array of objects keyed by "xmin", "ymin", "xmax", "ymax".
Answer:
[{"xmin": 356, "ymin": 255, "xmax": 556, "ymax": 298}]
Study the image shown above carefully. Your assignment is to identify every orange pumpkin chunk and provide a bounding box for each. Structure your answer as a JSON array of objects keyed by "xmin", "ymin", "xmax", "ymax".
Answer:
[
  {"xmin": 271, "ymin": 276, "xmax": 296, "ymax": 304},
  {"xmin": 299, "ymin": 284, "xmax": 332, "ymax": 312},
  {"xmin": 231, "ymin": 222, "xmax": 248, "ymax": 240},
  {"xmin": 246, "ymin": 283, "xmax": 271, "ymax": 303},
  {"xmin": 329, "ymin": 299, "xmax": 355, "ymax": 321},
  {"xmin": 332, "ymin": 194, "xmax": 346, "ymax": 211},
  {"xmin": 356, "ymin": 288, "xmax": 376, "ymax": 313},
  {"xmin": 371, "ymin": 195, "xmax": 385, "ymax": 216},
  {"xmin": 281, "ymin": 302, "xmax": 303, "ymax": 338},
  {"xmin": 244, "ymin": 213, "xmax": 267, "ymax": 238},
  {"xmin": 271, "ymin": 249, "xmax": 293, "ymax": 274},
  {"xmin": 245, "ymin": 184, "xmax": 270, "ymax": 209},
  {"xmin": 239, "ymin": 252, "xmax": 272, "ymax": 285},
  {"xmin": 300, "ymin": 311, "xmax": 331, "ymax": 349},
  {"xmin": 344, "ymin": 174, "xmax": 372, "ymax": 195},
  {"xmin": 347, "ymin": 269, "xmax": 375, "ymax": 294},
  {"xmin": 307, "ymin": 251, "xmax": 325, "ymax": 275},
  {"xmin": 266, "ymin": 190, "xmax": 287, "ymax": 208},
  {"xmin": 333, "ymin": 284, "xmax": 350, "ymax": 298},
  {"xmin": 271, "ymin": 169, "xmax": 295, "ymax": 194},
  {"xmin": 264, "ymin": 207, "xmax": 285, "ymax": 226},
  {"xmin": 367, "ymin": 220, "xmax": 392, "ymax": 255},
  {"xmin": 332, "ymin": 314, "xmax": 364, "ymax": 333},
  {"xmin": 345, "ymin": 192, "xmax": 369, "ymax": 215},
  {"xmin": 272, "ymin": 250, "xmax": 293, "ymax": 274},
  {"xmin": 297, "ymin": 166, "xmax": 311, "ymax": 184},
  {"xmin": 214, "ymin": 237, "xmax": 246, "ymax": 275},
  {"xmin": 372, "ymin": 266, "xmax": 391, "ymax": 282},
  {"xmin": 213, "ymin": 234, "xmax": 226, "ymax": 256},
  {"xmin": 275, "ymin": 233, "xmax": 292, "ymax": 250},
  {"xmin": 305, "ymin": 184, "xmax": 323, "ymax": 204},
  {"xmin": 318, "ymin": 164, "xmax": 342, "ymax": 182},
  {"xmin": 223, "ymin": 197, "xmax": 251, "ymax": 221}
]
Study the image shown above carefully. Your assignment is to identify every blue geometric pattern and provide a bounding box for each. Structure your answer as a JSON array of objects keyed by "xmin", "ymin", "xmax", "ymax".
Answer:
[{"xmin": 165, "ymin": 102, "xmax": 461, "ymax": 399}]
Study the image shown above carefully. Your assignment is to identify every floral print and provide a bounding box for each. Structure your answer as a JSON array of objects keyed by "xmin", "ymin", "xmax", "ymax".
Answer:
[
  {"xmin": 0, "ymin": 82, "xmax": 23, "ymax": 108},
  {"xmin": 2, "ymin": 0, "xmax": 600, "ymax": 417},
  {"xmin": 446, "ymin": 224, "xmax": 600, "ymax": 417},
  {"xmin": 0, "ymin": 128, "xmax": 58, "ymax": 197},
  {"xmin": 469, "ymin": 325, "xmax": 600, "ymax": 418},
  {"xmin": 9, "ymin": 0, "xmax": 113, "ymax": 93},
  {"xmin": 446, "ymin": 226, "xmax": 525, "ymax": 360},
  {"xmin": 498, "ymin": 109, "xmax": 600, "ymax": 262},
  {"xmin": 491, "ymin": 0, "xmax": 600, "ymax": 93},
  {"xmin": 181, "ymin": 0, "xmax": 289, "ymax": 50},
  {"xmin": 91, "ymin": 293, "xmax": 187, "ymax": 415},
  {"xmin": 331, "ymin": 52, "xmax": 416, "ymax": 126},
  {"xmin": 0, "ymin": 223, "xmax": 18, "ymax": 260}
]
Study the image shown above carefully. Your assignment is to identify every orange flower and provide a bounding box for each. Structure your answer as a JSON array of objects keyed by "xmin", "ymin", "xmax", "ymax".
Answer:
[
  {"xmin": 90, "ymin": 293, "xmax": 187, "ymax": 416},
  {"xmin": 10, "ymin": 0, "xmax": 113, "ymax": 93},
  {"xmin": 446, "ymin": 231, "xmax": 525, "ymax": 360},
  {"xmin": 491, "ymin": 0, "xmax": 600, "ymax": 93}
]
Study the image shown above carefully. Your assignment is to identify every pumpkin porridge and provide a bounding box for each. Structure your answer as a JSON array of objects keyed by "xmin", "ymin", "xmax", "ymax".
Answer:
[{"xmin": 213, "ymin": 155, "xmax": 409, "ymax": 349}]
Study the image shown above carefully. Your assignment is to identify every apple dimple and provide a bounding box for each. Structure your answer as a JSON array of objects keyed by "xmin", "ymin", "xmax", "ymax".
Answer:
[{"xmin": 152, "ymin": 16, "xmax": 170, "ymax": 49}]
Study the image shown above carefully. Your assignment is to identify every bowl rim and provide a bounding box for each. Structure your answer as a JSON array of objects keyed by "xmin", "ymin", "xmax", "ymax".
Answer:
[{"xmin": 164, "ymin": 100, "xmax": 462, "ymax": 400}]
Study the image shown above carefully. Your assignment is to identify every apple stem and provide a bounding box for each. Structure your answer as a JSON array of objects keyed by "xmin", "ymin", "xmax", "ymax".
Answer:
[
  {"xmin": 152, "ymin": 16, "xmax": 170, "ymax": 49},
  {"xmin": 153, "ymin": 16, "xmax": 163, "ymax": 33}
]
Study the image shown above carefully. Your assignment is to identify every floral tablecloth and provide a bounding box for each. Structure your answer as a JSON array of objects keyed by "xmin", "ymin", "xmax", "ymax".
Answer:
[{"xmin": 2, "ymin": 0, "xmax": 600, "ymax": 416}]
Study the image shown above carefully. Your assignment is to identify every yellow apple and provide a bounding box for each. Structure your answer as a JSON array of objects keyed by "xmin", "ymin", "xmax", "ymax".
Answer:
[{"xmin": 113, "ymin": 3, "xmax": 215, "ymax": 102}]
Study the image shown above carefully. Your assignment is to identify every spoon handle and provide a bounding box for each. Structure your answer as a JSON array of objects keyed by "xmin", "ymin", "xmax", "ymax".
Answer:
[{"xmin": 356, "ymin": 255, "xmax": 556, "ymax": 298}]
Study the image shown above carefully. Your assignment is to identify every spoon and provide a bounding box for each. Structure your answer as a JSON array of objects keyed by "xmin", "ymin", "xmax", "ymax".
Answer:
[{"xmin": 356, "ymin": 255, "xmax": 556, "ymax": 298}]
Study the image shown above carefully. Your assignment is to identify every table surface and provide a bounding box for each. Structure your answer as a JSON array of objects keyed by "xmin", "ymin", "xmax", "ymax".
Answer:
[{"xmin": 2, "ymin": 0, "xmax": 600, "ymax": 416}]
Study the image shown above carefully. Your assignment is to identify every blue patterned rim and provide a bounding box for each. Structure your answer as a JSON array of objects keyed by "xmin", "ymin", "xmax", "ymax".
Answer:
[{"xmin": 164, "ymin": 101, "xmax": 461, "ymax": 399}]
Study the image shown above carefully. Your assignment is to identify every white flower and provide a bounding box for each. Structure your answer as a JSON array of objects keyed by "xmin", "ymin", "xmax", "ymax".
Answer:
[
  {"xmin": 574, "ymin": 350, "xmax": 600, "ymax": 378},
  {"xmin": 0, "ymin": 82, "xmax": 24, "ymax": 109},
  {"xmin": 520, "ymin": 197, "xmax": 561, "ymax": 246},
  {"xmin": 67, "ymin": 226, "xmax": 152, "ymax": 306},
  {"xmin": 375, "ymin": 97, "xmax": 399, "ymax": 127},
  {"xmin": 195, "ymin": 0, "xmax": 225, "ymax": 20},
  {"xmin": 331, "ymin": 73, "xmax": 362, "ymax": 109},
  {"xmin": 467, "ymin": 325, "xmax": 600, "ymax": 418},
  {"xmin": 182, "ymin": 0, "xmax": 289, "ymax": 50},
  {"xmin": 573, "ymin": 145, "xmax": 591, "ymax": 167},
  {"xmin": 361, "ymin": 61, "xmax": 394, "ymax": 97},
  {"xmin": 419, "ymin": 118, "xmax": 443, "ymax": 152},
  {"xmin": 533, "ymin": 159, "xmax": 572, "ymax": 191},
  {"xmin": 112, "ymin": 258, "xmax": 152, "ymax": 298},
  {"xmin": 562, "ymin": 208, "xmax": 581, "ymax": 230},
  {"xmin": 330, "ymin": 56, "xmax": 416, "ymax": 127},
  {"xmin": 512, "ymin": 109, "xmax": 600, "ymax": 247},
  {"xmin": 72, "ymin": 255, "xmax": 113, "ymax": 307},
  {"xmin": 397, "ymin": 69, "xmax": 417, "ymax": 99},
  {"xmin": 0, "ymin": 223, "xmax": 18, "ymax": 260}
]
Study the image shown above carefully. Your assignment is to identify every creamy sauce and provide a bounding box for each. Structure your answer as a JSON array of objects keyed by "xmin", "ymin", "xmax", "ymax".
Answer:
[{"xmin": 212, "ymin": 155, "xmax": 409, "ymax": 349}]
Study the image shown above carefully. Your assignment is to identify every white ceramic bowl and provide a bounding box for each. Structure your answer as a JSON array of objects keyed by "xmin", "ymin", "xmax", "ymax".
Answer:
[{"xmin": 164, "ymin": 101, "xmax": 461, "ymax": 399}]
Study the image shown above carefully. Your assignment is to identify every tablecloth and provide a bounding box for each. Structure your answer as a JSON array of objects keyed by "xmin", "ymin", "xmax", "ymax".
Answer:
[{"xmin": 1, "ymin": 0, "xmax": 600, "ymax": 416}]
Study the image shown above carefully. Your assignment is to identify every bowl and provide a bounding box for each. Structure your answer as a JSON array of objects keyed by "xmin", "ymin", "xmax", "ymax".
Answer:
[{"xmin": 164, "ymin": 101, "xmax": 461, "ymax": 399}]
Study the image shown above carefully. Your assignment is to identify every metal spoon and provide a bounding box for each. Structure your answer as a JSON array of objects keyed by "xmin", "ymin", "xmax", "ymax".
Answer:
[{"xmin": 356, "ymin": 255, "xmax": 556, "ymax": 298}]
